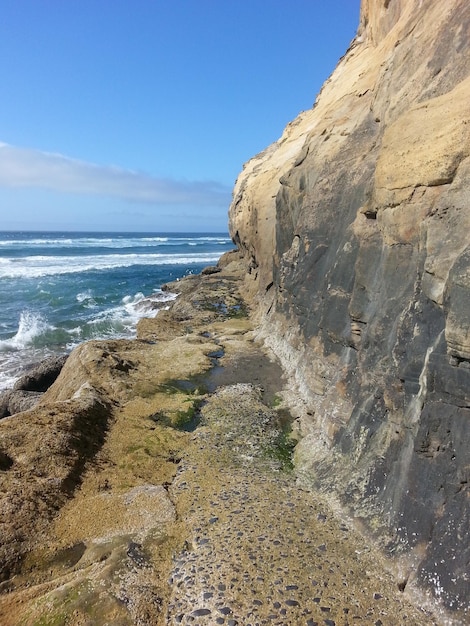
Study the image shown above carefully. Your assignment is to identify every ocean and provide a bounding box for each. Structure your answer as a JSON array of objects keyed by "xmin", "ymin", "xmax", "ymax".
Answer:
[{"xmin": 0, "ymin": 231, "xmax": 234, "ymax": 391}]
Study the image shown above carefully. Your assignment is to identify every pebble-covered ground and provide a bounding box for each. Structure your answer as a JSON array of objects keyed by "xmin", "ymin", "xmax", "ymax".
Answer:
[{"xmin": 165, "ymin": 384, "xmax": 436, "ymax": 626}]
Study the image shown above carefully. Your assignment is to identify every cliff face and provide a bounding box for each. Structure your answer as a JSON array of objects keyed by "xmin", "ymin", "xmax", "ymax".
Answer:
[{"xmin": 229, "ymin": 0, "xmax": 470, "ymax": 614}]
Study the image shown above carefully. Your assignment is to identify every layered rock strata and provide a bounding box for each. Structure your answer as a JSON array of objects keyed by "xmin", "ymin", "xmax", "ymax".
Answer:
[{"xmin": 229, "ymin": 0, "xmax": 470, "ymax": 616}]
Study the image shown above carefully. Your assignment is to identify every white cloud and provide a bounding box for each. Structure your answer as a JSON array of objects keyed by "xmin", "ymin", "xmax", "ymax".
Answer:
[{"xmin": 0, "ymin": 142, "xmax": 231, "ymax": 207}]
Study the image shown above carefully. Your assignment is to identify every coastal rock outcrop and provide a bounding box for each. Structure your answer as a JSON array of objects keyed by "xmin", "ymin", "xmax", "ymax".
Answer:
[
  {"xmin": 0, "ymin": 354, "xmax": 68, "ymax": 418},
  {"xmin": 229, "ymin": 0, "xmax": 470, "ymax": 616},
  {"xmin": 13, "ymin": 354, "xmax": 68, "ymax": 393},
  {"xmin": 0, "ymin": 257, "xmax": 455, "ymax": 624}
]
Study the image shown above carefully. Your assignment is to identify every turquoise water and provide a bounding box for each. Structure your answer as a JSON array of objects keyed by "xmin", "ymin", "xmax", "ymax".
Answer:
[{"xmin": 0, "ymin": 231, "xmax": 233, "ymax": 390}]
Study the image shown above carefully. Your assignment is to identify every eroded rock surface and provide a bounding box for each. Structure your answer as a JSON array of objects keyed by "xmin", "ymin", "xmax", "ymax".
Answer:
[
  {"xmin": 165, "ymin": 384, "xmax": 435, "ymax": 626},
  {"xmin": 0, "ymin": 259, "xmax": 442, "ymax": 625},
  {"xmin": 1, "ymin": 1, "xmax": 468, "ymax": 622},
  {"xmin": 228, "ymin": 0, "xmax": 470, "ymax": 617},
  {"xmin": 0, "ymin": 354, "xmax": 68, "ymax": 418}
]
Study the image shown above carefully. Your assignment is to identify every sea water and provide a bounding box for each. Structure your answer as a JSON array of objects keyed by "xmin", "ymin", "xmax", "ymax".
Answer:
[{"xmin": 0, "ymin": 231, "xmax": 234, "ymax": 391}]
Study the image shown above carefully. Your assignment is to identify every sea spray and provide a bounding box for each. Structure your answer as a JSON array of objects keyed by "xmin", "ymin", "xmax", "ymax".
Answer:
[
  {"xmin": 0, "ymin": 310, "xmax": 52, "ymax": 351},
  {"xmin": 0, "ymin": 231, "xmax": 233, "ymax": 391}
]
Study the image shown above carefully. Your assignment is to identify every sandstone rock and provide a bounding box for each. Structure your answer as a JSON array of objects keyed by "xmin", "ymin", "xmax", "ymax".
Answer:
[
  {"xmin": 13, "ymin": 354, "xmax": 68, "ymax": 392},
  {"xmin": 0, "ymin": 389, "xmax": 43, "ymax": 417},
  {"xmin": 0, "ymin": 390, "xmax": 13, "ymax": 418},
  {"xmin": 0, "ymin": 2, "xmax": 468, "ymax": 621},
  {"xmin": 0, "ymin": 246, "xmax": 446, "ymax": 624},
  {"xmin": 228, "ymin": 0, "xmax": 470, "ymax": 615},
  {"xmin": 0, "ymin": 355, "xmax": 68, "ymax": 424},
  {"xmin": 444, "ymin": 246, "xmax": 470, "ymax": 361},
  {"xmin": 201, "ymin": 265, "xmax": 221, "ymax": 275},
  {"xmin": 0, "ymin": 390, "xmax": 111, "ymax": 582}
]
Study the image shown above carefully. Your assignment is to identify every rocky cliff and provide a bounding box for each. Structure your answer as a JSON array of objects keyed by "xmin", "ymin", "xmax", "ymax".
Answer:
[
  {"xmin": 229, "ymin": 0, "xmax": 470, "ymax": 616},
  {"xmin": 0, "ymin": 1, "xmax": 468, "ymax": 623}
]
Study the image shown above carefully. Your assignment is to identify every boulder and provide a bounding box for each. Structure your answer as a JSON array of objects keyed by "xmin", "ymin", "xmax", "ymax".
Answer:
[
  {"xmin": 0, "ymin": 389, "xmax": 43, "ymax": 418},
  {"xmin": 13, "ymin": 354, "xmax": 68, "ymax": 392}
]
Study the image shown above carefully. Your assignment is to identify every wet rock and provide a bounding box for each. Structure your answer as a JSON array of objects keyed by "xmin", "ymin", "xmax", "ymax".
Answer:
[
  {"xmin": 191, "ymin": 607, "xmax": 211, "ymax": 616},
  {"xmin": 163, "ymin": 383, "xmax": 437, "ymax": 626},
  {"xmin": 13, "ymin": 354, "xmax": 68, "ymax": 392},
  {"xmin": 0, "ymin": 450, "xmax": 14, "ymax": 471},
  {"xmin": 126, "ymin": 542, "xmax": 149, "ymax": 568}
]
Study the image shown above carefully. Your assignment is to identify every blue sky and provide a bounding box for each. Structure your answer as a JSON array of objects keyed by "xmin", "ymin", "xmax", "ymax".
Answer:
[{"xmin": 0, "ymin": 1, "xmax": 360, "ymax": 232}]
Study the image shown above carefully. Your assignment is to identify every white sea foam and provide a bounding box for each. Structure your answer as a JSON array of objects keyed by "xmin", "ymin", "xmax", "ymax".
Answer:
[
  {"xmin": 0, "ymin": 252, "xmax": 223, "ymax": 279},
  {"xmin": 0, "ymin": 292, "xmax": 178, "ymax": 392},
  {"xmin": 0, "ymin": 238, "xmax": 75, "ymax": 246},
  {"xmin": 0, "ymin": 353, "xmax": 29, "ymax": 390},
  {"xmin": 0, "ymin": 369, "xmax": 21, "ymax": 392},
  {"xmin": 86, "ymin": 290, "xmax": 176, "ymax": 332},
  {"xmin": 76, "ymin": 290, "xmax": 97, "ymax": 307},
  {"xmin": 0, "ymin": 234, "xmax": 230, "ymax": 249},
  {"xmin": 56, "ymin": 290, "xmax": 177, "ymax": 350},
  {"xmin": 76, "ymin": 290, "xmax": 92, "ymax": 302},
  {"xmin": 0, "ymin": 345, "xmax": 60, "ymax": 391}
]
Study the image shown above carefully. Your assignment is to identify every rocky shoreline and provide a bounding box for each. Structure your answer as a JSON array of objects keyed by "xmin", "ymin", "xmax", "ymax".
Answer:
[
  {"xmin": 2, "ymin": 1, "xmax": 469, "ymax": 622},
  {"xmin": 0, "ymin": 250, "xmax": 451, "ymax": 625}
]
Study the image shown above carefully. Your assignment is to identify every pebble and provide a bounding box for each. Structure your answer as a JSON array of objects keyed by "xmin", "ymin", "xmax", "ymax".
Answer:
[
  {"xmin": 191, "ymin": 608, "xmax": 211, "ymax": 617},
  {"xmin": 163, "ymin": 385, "xmax": 436, "ymax": 626}
]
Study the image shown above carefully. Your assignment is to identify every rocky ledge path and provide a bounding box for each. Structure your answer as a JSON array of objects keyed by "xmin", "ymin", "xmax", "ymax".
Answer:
[
  {"xmin": 0, "ymin": 254, "xmax": 440, "ymax": 625},
  {"xmin": 164, "ymin": 383, "xmax": 436, "ymax": 626}
]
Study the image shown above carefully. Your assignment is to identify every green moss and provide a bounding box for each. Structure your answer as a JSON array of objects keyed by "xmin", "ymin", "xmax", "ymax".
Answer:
[
  {"xmin": 271, "ymin": 394, "xmax": 283, "ymax": 408},
  {"xmin": 264, "ymin": 430, "xmax": 298, "ymax": 471},
  {"xmin": 29, "ymin": 614, "xmax": 67, "ymax": 626},
  {"xmin": 196, "ymin": 298, "xmax": 248, "ymax": 318},
  {"xmin": 158, "ymin": 381, "xmax": 185, "ymax": 395},
  {"xmin": 158, "ymin": 377, "xmax": 208, "ymax": 396},
  {"xmin": 173, "ymin": 397, "xmax": 204, "ymax": 430},
  {"xmin": 22, "ymin": 581, "xmax": 94, "ymax": 626},
  {"xmin": 149, "ymin": 396, "xmax": 204, "ymax": 431}
]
